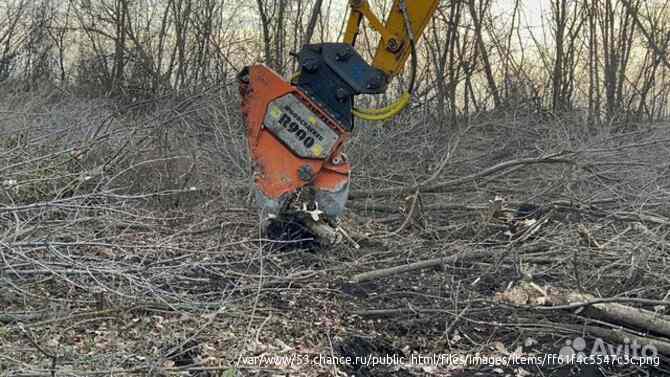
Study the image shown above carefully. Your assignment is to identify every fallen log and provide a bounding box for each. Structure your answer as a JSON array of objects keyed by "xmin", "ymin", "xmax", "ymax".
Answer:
[
  {"xmin": 577, "ymin": 294, "xmax": 670, "ymax": 339},
  {"xmin": 497, "ymin": 283, "xmax": 670, "ymax": 355},
  {"xmin": 562, "ymin": 322, "xmax": 670, "ymax": 357},
  {"xmin": 349, "ymin": 247, "xmax": 500, "ymax": 283}
]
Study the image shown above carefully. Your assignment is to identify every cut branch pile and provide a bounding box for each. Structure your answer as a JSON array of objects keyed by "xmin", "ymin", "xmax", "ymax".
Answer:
[{"xmin": 2, "ymin": 104, "xmax": 670, "ymax": 376}]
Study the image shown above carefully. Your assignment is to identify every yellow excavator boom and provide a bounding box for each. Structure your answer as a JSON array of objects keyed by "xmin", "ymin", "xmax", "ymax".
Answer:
[
  {"xmin": 343, "ymin": 0, "xmax": 440, "ymax": 78},
  {"xmin": 238, "ymin": 0, "xmax": 442, "ymax": 240}
]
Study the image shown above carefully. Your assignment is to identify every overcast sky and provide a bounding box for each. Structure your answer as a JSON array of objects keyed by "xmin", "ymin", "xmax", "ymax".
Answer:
[{"xmin": 493, "ymin": 0, "xmax": 548, "ymax": 28}]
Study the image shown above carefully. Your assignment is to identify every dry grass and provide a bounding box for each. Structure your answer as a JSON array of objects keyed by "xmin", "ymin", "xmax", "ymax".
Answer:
[{"xmin": 1, "ymin": 86, "xmax": 670, "ymax": 376}]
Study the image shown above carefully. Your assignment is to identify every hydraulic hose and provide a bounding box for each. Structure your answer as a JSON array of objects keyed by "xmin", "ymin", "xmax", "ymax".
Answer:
[
  {"xmin": 352, "ymin": 92, "xmax": 411, "ymax": 120},
  {"xmin": 353, "ymin": 0, "xmax": 417, "ymax": 121}
]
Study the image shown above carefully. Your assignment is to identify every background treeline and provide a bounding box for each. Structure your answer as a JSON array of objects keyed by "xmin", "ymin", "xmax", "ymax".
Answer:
[
  {"xmin": 3, "ymin": 4, "xmax": 670, "ymax": 373},
  {"xmin": 2, "ymin": 0, "xmax": 670, "ymax": 123}
]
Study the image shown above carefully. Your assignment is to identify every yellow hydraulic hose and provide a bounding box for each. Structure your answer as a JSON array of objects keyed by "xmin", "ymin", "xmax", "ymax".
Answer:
[
  {"xmin": 291, "ymin": 0, "xmax": 418, "ymax": 123},
  {"xmin": 353, "ymin": 0, "xmax": 416, "ymax": 122},
  {"xmin": 352, "ymin": 92, "xmax": 411, "ymax": 121},
  {"xmin": 293, "ymin": 71, "xmax": 410, "ymax": 121}
]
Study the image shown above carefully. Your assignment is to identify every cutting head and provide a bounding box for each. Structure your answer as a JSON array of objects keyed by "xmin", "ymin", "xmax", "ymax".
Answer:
[{"xmin": 238, "ymin": 65, "xmax": 351, "ymax": 223}]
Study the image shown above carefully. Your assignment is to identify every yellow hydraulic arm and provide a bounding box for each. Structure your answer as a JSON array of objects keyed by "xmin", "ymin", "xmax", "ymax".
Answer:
[
  {"xmin": 344, "ymin": 0, "xmax": 439, "ymax": 78},
  {"xmin": 342, "ymin": 0, "xmax": 439, "ymax": 120}
]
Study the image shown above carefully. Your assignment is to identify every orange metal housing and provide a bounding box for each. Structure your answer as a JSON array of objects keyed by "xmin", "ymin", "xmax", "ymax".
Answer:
[{"xmin": 239, "ymin": 65, "xmax": 351, "ymax": 215}]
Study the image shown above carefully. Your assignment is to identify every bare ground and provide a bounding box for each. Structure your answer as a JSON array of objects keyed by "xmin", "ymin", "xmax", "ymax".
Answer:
[{"xmin": 2, "ymin": 89, "xmax": 670, "ymax": 376}]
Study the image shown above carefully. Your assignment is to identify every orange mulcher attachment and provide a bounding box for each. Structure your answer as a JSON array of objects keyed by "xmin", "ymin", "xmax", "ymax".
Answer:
[
  {"xmin": 238, "ymin": 64, "xmax": 351, "ymax": 218},
  {"xmin": 238, "ymin": 43, "xmax": 387, "ymax": 244},
  {"xmin": 238, "ymin": 1, "xmax": 438, "ymax": 245}
]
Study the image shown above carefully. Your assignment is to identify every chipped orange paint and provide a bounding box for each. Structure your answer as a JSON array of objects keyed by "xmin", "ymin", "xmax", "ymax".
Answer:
[{"xmin": 240, "ymin": 65, "xmax": 351, "ymax": 200}]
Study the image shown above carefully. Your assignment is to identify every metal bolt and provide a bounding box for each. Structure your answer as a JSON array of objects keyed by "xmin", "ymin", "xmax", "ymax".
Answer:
[
  {"xmin": 387, "ymin": 38, "xmax": 401, "ymax": 53},
  {"xmin": 298, "ymin": 165, "xmax": 314, "ymax": 182},
  {"xmin": 367, "ymin": 72, "xmax": 386, "ymax": 90},
  {"xmin": 302, "ymin": 59, "xmax": 319, "ymax": 73},
  {"xmin": 335, "ymin": 49, "xmax": 352, "ymax": 62},
  {"xmin": 335, "ymin": 88, "xmax": 349, "ymax": 103}
]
